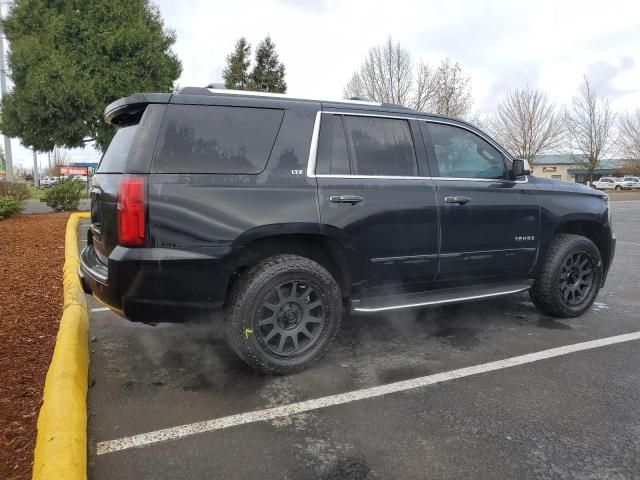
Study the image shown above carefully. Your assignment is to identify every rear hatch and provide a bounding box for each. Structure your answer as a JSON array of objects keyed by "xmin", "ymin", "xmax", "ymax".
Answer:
[
  {"xmin": 90, "ymin": 96, "xmax": 169, "ymax": 261},
  {"xmin": 90, "ymin": 123, "xmax": 141, "ymax": 261}
]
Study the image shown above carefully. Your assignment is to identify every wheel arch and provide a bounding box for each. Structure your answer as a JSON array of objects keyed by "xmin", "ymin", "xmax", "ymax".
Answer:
[
  {"xmin": 553, "ymin": 219, "xmax": 610, "ymax": 269},
  {"xmin": 225, "ymin": 229, "xmax": 354, "ymax": 303}
]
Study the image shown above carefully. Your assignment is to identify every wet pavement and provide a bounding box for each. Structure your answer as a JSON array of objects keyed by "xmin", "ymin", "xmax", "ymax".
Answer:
[{"xmin": 83, "ymin": 200, "xmax": 640, "ymax": 479}]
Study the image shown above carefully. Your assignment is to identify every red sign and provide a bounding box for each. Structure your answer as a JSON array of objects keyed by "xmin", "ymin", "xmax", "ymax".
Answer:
[{"xmin": 60, "ymin": 166, "xmax": 88, "ymax": 176}]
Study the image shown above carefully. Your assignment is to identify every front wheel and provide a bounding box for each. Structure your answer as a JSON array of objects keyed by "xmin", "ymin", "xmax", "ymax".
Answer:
[
  {"xmin": 530, "ymin": 234, "xmax": 603, "ymax": 318},
  {"xmin": 615, "ymin": 185, "xmax": 622, "ymax": 191},
  {"xmin": 225, "ymin": 254, "xmax": 343, "ymax": 374}
]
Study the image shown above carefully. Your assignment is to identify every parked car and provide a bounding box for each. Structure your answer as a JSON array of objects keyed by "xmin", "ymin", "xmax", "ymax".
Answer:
[
  {"xmin": 41, "ymin": 176, "xmax": 59, "ymax": 188},
  {"xmin": 592, "ymin": 177, "xmax": 634, "ymax": 190},
  {"xmin": 80, "ymin": 88, "xmax": 615, "ymax": 373},
  {"xmin": 622, "ymin": 176, "xmax": 640, "ymax": 189}
]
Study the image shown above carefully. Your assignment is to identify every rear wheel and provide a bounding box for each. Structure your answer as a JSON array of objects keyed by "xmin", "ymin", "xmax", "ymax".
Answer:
[
  {"xmin": 530, "ymin": 234, "xmax": 602, "ymax": 318},
  {"xmin": 225, "ymin": 254, "xmax": 342, "ymax": 374},
  {"xmin": 615, "ymin": 185, "xmax": 621, "ymax": 191}
]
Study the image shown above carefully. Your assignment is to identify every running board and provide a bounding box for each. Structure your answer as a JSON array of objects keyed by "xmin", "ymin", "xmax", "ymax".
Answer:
[{"xmin": 353, "ymin": 281, "xmax": 533, "ymax": 313}]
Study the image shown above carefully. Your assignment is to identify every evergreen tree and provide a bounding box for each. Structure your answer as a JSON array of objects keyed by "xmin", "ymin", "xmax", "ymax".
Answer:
[
  {"xmin": 223, "ymin": 37, "xmax": 251, "ymax": 90},
  {"xmin": 0, "ymin": 0, "xmax": 181, "ymax": 152},
  {"xmin": 249, "ymin": 36, "xmax": 287, "ymax": 93}
]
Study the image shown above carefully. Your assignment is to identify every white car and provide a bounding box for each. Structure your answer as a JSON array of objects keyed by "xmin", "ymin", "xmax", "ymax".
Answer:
[
  {"xmin": 41, "ymin": 176, "xmax": 60, "ymax": 188},
  {"xmin": 622, "ymin": 176, "xmax": 640, "ymax": 189},
  {"xmin": 592, "ymin": 177, "xmax": 635, "ymax": 190}
]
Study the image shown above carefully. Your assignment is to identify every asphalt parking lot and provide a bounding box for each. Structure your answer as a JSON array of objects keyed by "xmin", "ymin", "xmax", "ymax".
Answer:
[{"xmin": 83, "ymin": 200, "xmax": 640, "ymax": 480}]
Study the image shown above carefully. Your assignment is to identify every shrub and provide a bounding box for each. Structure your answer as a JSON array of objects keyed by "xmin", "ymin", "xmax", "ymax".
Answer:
[
  {"xmin": 0, "ymin": 196, "xmax": 21, "ymax": 219},
  {"xmin": 41, "ymin": 178, "xmax": 85, "ymax": 211},
  {"xmin": 0, "ymin": 181, "xmax": 31, "ymax": 202}
]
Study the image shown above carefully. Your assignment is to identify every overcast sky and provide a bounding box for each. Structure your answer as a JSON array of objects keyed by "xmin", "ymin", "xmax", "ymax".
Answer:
[{"xmin": 10, "ymin": 0, "xmax": 640, "ymax": 168}]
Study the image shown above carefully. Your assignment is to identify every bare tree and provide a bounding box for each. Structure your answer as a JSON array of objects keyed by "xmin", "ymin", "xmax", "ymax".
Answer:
[
  {"xmin": 618, "ymin": 110, "xmax": 640, "ymax": 173},
  {"xmin": 565, "ymin": 76, "xmax": 616, "ymax": 184},
  {"xmin": 487, "ymin": 87, "xmax": 564, "ymax": 165},
  {"xmin": 432, "ymin": 58, "xmax": 472, "ymax": 117},
  {"xmin": 344, "ymin": 37, "xmax": 413, "ymax": 106},
  {"xmin": 344, "ymin": 39, "xmax": 473, "ymax": 117},
  {"xmin": 52, "ymin": 147, "xmax": 71, "ymax": 166}
]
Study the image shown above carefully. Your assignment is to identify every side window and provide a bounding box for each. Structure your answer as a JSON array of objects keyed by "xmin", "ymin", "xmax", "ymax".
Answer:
[
  {"xmin": 426, "ymin": 123, "xmax": 505, "ymax": 179},
  {"xmin": 342, "ymin": 116, "xmax": 418, "ymax": 176},
  {"xmin": 316, "ymin": 114, "xmax": 350, "ymax": 175},
  {"xmin": 153, "ymin": 105, "xmax": 284, "ymax": 174}
]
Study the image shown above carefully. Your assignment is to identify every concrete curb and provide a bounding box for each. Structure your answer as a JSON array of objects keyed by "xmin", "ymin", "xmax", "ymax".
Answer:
[{"xmin": 32, "ymin": 212, "xmax": 91, "ymax": 480}]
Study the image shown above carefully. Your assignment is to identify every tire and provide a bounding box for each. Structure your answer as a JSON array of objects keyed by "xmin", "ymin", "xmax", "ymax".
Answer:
[
  {"xmin": 225, "ymin": 254, "xmax": 343, "ymax": 374},
  {"xmin": 615, "ymin": 185, "xmax": 621, "ymax": 191},
  {"xmin": 530, "ymin": 234, "xmax": 603, "ymax": 318}
]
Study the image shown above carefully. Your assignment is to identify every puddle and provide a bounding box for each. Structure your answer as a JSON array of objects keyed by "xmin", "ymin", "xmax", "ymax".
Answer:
[
  {"xmin": 592, "ymin": 302, "xmax": 609, "ymax": 312},
  {"xmin": 433, "ymin": 326, "xmax": 480, "ymax": 350}
]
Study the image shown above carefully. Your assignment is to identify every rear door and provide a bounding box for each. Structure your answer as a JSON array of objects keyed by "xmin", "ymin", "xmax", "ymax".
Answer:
[
  {"xmin": 313, "ymin": 111, "xmax": 439, "ymax": 295},
  {"xmin": 421, "ymin": 121, "xmax": 540, "ymax": 281}
]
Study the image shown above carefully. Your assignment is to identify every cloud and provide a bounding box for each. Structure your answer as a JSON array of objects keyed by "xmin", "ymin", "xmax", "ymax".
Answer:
[
  {"xmin": 584, "ymin": 56, "xmax": 637, "ymax": 98},
  {"xmin": 6, "ymin": 0, "xmax": 640, "ymax": 167}
]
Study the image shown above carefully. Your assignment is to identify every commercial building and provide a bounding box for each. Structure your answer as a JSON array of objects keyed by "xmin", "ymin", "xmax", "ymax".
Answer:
[{"xmin": 531, "ymin": 155, "xmax": 630, "ymax": 183}]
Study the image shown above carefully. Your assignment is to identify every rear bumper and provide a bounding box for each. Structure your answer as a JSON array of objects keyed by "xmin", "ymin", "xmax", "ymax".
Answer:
[{"xmin": 80, "ymin": 244, "xmax": 232, "ymax": 322}]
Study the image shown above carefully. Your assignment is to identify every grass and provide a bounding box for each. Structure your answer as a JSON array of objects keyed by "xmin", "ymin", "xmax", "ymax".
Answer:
[{"xmin": 27, "ymin": 184, "xmax": 44, "ymax": 200}]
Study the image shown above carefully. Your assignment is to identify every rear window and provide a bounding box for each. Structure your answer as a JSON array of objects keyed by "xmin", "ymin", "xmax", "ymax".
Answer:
[
  {"xmin": 152, "ymin": 105, "xmax": 284, "ymax": 174},
  {"xmin": 342, "ymin": 116, "xmax": 418, "ymax": 176},
  {"xmin": 97, "ymin": 124, "xmax": 139, "ymax": 173}
]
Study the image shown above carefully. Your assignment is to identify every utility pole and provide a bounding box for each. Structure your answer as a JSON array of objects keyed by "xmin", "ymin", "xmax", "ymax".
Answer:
[
  {"xmin": 32, "ymin": 149, "xmax": 38, "ymax": 187},
  {"xmin": 0, "ymin": 4, "xmax": 13, "ymax": 181}
]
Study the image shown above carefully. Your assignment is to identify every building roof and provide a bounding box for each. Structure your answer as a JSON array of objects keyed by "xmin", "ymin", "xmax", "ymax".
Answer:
[{"xmin": 535, "ymin": 155, "xmax": 625, "ymax": 169}]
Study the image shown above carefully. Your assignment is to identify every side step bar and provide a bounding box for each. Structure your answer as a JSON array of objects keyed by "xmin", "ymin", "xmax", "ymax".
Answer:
[{"xmin": 353, "ymin": 281, "xmax": 533, "ymax": 313}]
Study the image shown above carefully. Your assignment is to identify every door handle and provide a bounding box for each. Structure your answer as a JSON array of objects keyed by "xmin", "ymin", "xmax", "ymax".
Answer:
[
  {"xmin": 444, "ymin": 196, "xmax": 471, "ymax": 205},
  {"xmin": 329, "ymin": 195, "xmax": 363, "ymax": 205}
]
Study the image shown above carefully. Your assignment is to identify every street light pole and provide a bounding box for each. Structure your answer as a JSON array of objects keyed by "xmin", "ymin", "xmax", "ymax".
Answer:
[
  {"xmin": 32, "ymin": 148, "xmax": 38, "ymax": 187},
  {"xmin": 0, "ymin": 4, "xmax": 13, "ymax": 181}
]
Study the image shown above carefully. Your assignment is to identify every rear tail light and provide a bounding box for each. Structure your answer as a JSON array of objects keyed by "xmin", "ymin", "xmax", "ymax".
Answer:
[{"xmin": 117, "ymin": 176, "xmax": 145, "ymax": 246}]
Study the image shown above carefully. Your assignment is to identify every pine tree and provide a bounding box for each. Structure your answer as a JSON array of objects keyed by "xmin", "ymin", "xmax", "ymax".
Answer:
[
  {"xmin": 223, "ymin": 38, "xmax": 252, "ymax": 90},
  {"xmin": 0, "ymin": 0, "xmax": 181, "ymax": 152},
  {"xmin": 249, "ymin": 36, "xmax": 287, "ymax": 93}
]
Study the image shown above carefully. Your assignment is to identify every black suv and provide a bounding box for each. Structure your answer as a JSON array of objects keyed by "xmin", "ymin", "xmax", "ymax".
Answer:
[{"xmin": 80, "ymin": 88, "xmax": 615, "ymax": 373}]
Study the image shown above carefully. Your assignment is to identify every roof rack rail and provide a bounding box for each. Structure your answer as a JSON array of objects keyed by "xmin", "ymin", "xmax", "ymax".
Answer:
[
  {"xmin": 175, "ymin": 86, "xmax": 384, "ymax": 106},
  {"xmin": 381, "ymin": 102, "xmax": 412, "ymax": 110},
  {"xmin": 177, "ymin": 86, "xmax": 213, "ymax": 96}
]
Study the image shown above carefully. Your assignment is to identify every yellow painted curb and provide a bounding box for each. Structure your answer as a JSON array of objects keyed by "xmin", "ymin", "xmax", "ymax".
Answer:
[{"xmin": 32, "ymin": 212, "xmax": 91, "ymax": 480}]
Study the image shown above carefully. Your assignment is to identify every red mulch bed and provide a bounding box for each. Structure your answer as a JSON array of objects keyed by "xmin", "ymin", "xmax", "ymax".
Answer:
[{"xmin": 0, "ymin": 213, "xmax": 70, "ymax": 480}]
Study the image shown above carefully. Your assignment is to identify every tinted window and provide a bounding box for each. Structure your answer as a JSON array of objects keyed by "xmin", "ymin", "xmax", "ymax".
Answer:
[
  {"xmin": 316, "ymin": 114, "xmax": 350, "ymax": 175},
  {"xmin": 153, "ymin": 105, "xmax": 284, "ymax": 174},
  {"xmin": 426, "ymin": 123, "xmax": 505, "ymax": 179},
  {"xmin": 342, "ymin": 116, "xmax": 418, "ymax": 176},
  {"xmin": 97, "ymin": 124, "xmax": 139, "ymax": 173}
]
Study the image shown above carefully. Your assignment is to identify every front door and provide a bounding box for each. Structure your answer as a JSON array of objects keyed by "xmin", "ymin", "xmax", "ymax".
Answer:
[
  {"xmin": 313, "ymin": 112, "xmax": 439, "ymax": 295},
  {"xmin": 421, "ymin": 121, "xmax": 540, "ymax": 282}
]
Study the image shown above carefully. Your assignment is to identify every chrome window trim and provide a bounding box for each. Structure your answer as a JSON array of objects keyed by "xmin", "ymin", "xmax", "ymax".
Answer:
[{"xmin": 306, "ymin": 110, "xmax": 529, "ymax": 184}]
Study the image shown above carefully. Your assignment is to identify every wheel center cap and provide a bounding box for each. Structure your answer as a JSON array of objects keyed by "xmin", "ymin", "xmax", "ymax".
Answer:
[
  {"xmin": 278, "ymin": 302, "xmax": 302, "ymax": 330},
  {"xmin": 568, "ymin": 267, "xmax": 580, "ymax": 285}
]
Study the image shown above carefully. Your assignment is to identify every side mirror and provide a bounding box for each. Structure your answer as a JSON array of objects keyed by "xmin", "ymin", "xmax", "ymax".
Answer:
[{"xmin": 511, "ymin": 158, "xmax": 530, "ymax": 178}]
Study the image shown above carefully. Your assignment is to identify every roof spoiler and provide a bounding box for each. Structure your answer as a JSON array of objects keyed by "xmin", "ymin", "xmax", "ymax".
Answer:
[{"xmin": 104, "ymin": 93, "xmax": 172, "ymax": 125}]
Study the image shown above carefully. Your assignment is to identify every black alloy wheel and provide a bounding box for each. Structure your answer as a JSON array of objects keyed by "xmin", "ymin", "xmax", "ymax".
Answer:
[
  {"xmin": 256, "ymin": 281, "xmax": 326, "ymax": 357},
  {"xmin": 559, "ymin": 251, "xmax": 594, "ymax": 307}
]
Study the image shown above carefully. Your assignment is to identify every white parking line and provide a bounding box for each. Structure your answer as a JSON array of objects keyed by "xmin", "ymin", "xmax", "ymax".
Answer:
[
  {"xmin": 95, "ymin": 330, "xmax": 640, "ymax": 456},
  {"xmin": 90, "ymin": 307, "xmax": 110, "ymax": 312}
]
